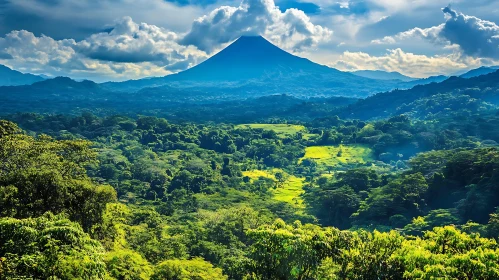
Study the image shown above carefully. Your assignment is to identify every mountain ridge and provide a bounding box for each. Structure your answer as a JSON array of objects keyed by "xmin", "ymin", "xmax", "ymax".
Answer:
[
  {"xmin": 352, "ymin": 70, "xmax": 416, "ymax": 82},
  {"xmin": 339, "ymin": 70, "xmax": 499, "ymax": 120},
  {"xmin": 460, "ymin": 66, "xmax": 499, "ymax": 79},
  {"xmin": 101, "ymin": 36, "xmax": 404, "ymax": 97},
  {"xmin": 0, "ymin": 65, "xmax": 45, "ymax": 86}
]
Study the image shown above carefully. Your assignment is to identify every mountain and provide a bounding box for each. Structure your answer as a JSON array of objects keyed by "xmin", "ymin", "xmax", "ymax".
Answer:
[
  {"xmin": 0, "ymin": 77, "xmax": 125, "ymax": 114},
  {"xmin": 460, "ymin": 66, "xmax": 499, "ymax": 79},
  {"xmin": 339, "ymin": 71, "xmax": 499, "ymax": 120},
  {"xmin": 352, "ymin": 70, "xmax": 416, "ymax": 82},
  {"xmin": 401, "ymin": 75, "xmax": 448, "ymax": 88},
  {"xmin": 102, "ymin": 36, "xmax": 413, "ymax": 98},
  {"xmin": 166, "ymin": 35, "xmax": 341, "ymax": 81},
  {"xmin": 0, "ymin": 64, "xmax": 45, "ymax": 86}
]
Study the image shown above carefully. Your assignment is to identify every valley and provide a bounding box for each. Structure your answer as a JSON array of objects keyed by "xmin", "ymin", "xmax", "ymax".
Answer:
[{"xmin": 2, "ymin": 27, "xmax": 499, "ymax": 280}]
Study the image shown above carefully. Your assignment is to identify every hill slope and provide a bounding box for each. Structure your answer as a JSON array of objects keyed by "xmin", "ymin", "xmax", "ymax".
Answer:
[
  {"xmin": 352, "ymin": 70, "xmax": 416, "ymax": 82},
  {"xmin": 340, "ymin": 71, "xmax": 499, "ymax": 120},
  {"xmin": 0, "ymin": 65, "xmax": 45, "ymax": 86},
  {"xmin": 460, "ymin": 66, "xmax": 499, "ymax": 79}
]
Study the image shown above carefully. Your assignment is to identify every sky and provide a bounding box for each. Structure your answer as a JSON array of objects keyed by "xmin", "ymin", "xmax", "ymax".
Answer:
[{"xmin": 0, "ymin": 0, "xmax": 498, "ymax": 82}]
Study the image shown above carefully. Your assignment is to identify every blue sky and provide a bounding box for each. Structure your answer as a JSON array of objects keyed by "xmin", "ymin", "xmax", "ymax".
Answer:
[{"xmin": 0, "ymin": 0, "xmax": 498, "ymax": 82}]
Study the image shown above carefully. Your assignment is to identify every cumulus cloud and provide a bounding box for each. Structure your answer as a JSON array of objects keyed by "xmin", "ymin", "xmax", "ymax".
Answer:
[
  {"xmin": 0, "ymin": 30, "xmax": 183, "ymax": 82},
  {"xmin": 371, "ymin": 25, "xmax": 443, "ymax": 44},
  {"xmin": 180, "ymin": 0, "xmax": 332, "ymax": 53},
  {"xmin": 75, "ymin": 17, "xmax": 207, "ymax": 66},
  {"xmin": 0, "ymin": 17, "xmax": 210, "ymax": 82},
  {"xmin": 331, "ymin": 48, "xmax": 480, "ymax": 77},
  {"xmin": 371, "ymin": 6, "xmax": 499, "ymax": 59},
  {"xmin": 440, "ymin": 6, "xmax": 499, "ymax": 59},
  {"xmin": 0, "ymin": 0, "xmax": 331, "ymax": 81},
  {"xmin": 0, "ymin": 30, "xmax": 84, "ymax": 70},
  {"xmin": 0, "ymin": 0, "xmax": 202, "ymax": 40}
]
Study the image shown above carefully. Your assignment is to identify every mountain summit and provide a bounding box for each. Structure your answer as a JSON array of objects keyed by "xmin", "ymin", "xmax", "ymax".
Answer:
[
  {"xmin": 102, "ymin": 36, "xmax": 426, "ymax": 97},
  {"xmin": 167, "ymin": 36, "xmax": 337, "ymax": 81}
]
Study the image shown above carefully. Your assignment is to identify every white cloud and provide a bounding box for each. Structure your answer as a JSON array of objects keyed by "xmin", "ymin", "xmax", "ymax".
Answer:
[
  {"xmin": 0, "ymin": 18, "xmax": 208, "ymax": 82},
  {"xmin": 331, "ymin": 48, "xmax": 481, "ymax": 77},
  {"xmin": 2, "ymin": 0, "xmax": 203, "ymax": 38},
  {"xmin": 371, "ymin": 6, "xmax": 499, "ymax": 59},
  {"xmin": 180, "ymin": 0, "xmax": 332, "ymax": 53},
  {"xmin": 0, "ymin": 30, "xmax": 83, "ymax": 71},
  {"xmin": 75, "ymin": 17, "xmax": 207, "ymax": 69},
  {"xmin": 371, "ymin": 25, "xmax": 444, "ymax": 44},
  {"xmin": 0, "ymin": 0, "xmax": 331, "ymax": 81}
]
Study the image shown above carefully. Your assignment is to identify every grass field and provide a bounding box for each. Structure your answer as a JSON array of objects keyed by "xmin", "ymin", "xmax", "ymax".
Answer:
[
  {"xmin": 242, "ymin": 169, "xmax": 305, "ymax": 208},
  {"xmin": 300, "ymin": 144, "xmax": 373, "ymax": 168},
  {"xmin": 236, "ymin": 124, "xmax": 310, "ymax": 138}
]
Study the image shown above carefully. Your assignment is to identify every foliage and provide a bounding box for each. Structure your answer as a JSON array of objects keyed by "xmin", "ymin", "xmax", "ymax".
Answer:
[
  {"xmin": 0, "ymin": 123, "xmax": 116, "ymax": 230},
  {"xmin": 0, "ymin": 213, "xmax": 108, "ymax": 279},
  {"xmin": 151, "ymin": 258, "xmax": 227, "ymax": 280},
  {"xmin": 2, "ymin": 102, "xmax": 499, "ymax": 279}
]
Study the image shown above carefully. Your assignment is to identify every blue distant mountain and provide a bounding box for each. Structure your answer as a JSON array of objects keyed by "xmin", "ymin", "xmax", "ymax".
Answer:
[
  {"xmin": 0, "ymin": 64, "xmax": 44, "ymax": 86},
  {"xmin": 460, "ymin": 66, "xmax": 499, "ymax": 79},
  {"xmin": 401, "ymin": 75, "xmax": 449, "ymax": 88},
  {"xmin": 168, "ymin": 36, "xmax": 343, "ymax": 81},
  {"xmin": 339, "ymin": 70, "xmax": 499, "ymax": 120},
  {"xmin": 102, "ymin": 36, "xmax": 418, "ymax": 98},
  {"xmin": 352, "ymin": 70, "xmax": 417, "ymax": 82}
]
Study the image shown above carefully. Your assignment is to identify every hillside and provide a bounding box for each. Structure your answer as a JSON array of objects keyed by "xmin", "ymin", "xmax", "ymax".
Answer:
[
  {"xmin": 339, "ymin": 71, "xmax": 499, "ymax": 120},
  {"xmin": 460, "ymin": 66, "xmax": 499, "ymax": 79},
  {"xmin": 0, "ymin": 64, "xmax": 44, "ymax": 86},
  {"xmin": 352, "ymin": 70, "xmax": 416, "ymax": 82}
]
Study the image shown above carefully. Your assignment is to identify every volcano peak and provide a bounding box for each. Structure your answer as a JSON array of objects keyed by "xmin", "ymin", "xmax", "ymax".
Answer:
[{"xmin": 165, "ymin": 35, "xmax": 331, "ymax": 82}]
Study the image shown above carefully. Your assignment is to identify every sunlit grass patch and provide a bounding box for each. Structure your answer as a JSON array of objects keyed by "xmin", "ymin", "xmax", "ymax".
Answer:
[
  {"xmin": 242, "ymin": 169, "xmax": 276, "ymax": 180},
  {"xmin": 300, "ymin": 144, "xmax": 373, "ymax": 168},
  {"xmin": 242, "ymin": 169, "xmax": 305, "ymax": 208},
  {"xmin": 272, "ymin": 175, "xmax": 305, "ymax": 207}
]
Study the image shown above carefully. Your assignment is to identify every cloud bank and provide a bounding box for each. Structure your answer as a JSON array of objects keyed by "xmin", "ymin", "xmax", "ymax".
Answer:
[
  {"xmin": 181, "ymin": 0, "xmax": 332, "ymax": 53},
  {"xmin": 372, "ymin": 6, "xmax": 499, "ymax": 59},
  {"xmin": 332, "ymin": 48, "xmax": 479, "ymax": 78},
  {"xmin": 0, "ymin": 0, "xmax": 332, "ymax": 81}
]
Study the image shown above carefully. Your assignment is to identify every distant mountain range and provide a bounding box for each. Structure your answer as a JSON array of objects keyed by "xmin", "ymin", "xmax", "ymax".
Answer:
[
  {"xmin": 339, "ymin": 70, "xmax": 499, "ymax": 120},
  {"xmin": 101, "ymin": 36, "xmax": 437, "ymax": 98},
  {"xmin": 459, "ymin": 66, "xmax": 499, "ymax": 79},
  {"xmin": 352, "ymin": 70, "xmax": 417, "ymax": 82},
  {"xmin": 2, "ymin": 35, "xmax": 499, "ymax": 115},
  {"xmin": 2, "ymin": 63, "xmax": 499, "ymax": 121},
  {"xmin": 0, "ymin": 65, "xmax": 44, "ymax": 86}
]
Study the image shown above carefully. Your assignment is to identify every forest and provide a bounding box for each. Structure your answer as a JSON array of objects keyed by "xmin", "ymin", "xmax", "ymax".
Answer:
[
  {"xmin": 3, "ymin": 0, "xmax": 499, "ymax": 278},
  {"xmin": 2, "ymin": 74, "xmax": 499, "ymax": 279}
]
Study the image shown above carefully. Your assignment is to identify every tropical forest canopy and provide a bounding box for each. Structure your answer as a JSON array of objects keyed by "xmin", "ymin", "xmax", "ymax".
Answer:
[{"xmin": 2, "ymin": 66, "xmax": 499, "ymax": 279}]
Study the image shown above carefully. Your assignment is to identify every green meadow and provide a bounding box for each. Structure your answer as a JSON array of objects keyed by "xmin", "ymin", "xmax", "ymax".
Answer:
[
  {"xmin": 300, "ymin": 144, "xmax": 373, "ymax": 168},
  {"xmin": 242, "ymin": 169, "xmax": 305, "ymax": 208},
  {"xmin": 235, "ymin": 124, "xmax": 314, "ymax": 139}
]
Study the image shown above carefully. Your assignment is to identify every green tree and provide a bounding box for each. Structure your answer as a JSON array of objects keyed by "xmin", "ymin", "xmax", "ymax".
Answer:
[
  {"xmin": 0, "ymin": 213, "xmax": 108, "ymax": 279},
  {"xmin": 105, "ymin": 249, "xmax": 152, "ymax": 280},
  {"xmin": 246, "ymin": 219, "xmax": 341, "ymax": 280},
  {"xmin": 0, "ymin": 131, "xmax": 116, "ymax": 230},
  {"xmin": 151, "ymin": 258, "xmax": 227, "ymax": 280}
]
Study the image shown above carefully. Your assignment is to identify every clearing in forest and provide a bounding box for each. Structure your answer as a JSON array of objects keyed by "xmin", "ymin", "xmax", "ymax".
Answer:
[
  {"xmin": 242, "ymin": 169, "xmax": 305, "ymax": 208},
  {"xmin": 236, "ymin": 124, "xmax": 315, "ymax": 139},
  {"xmin": 300, "ymin": 145, "xmax": 373, "ymax": 168}
]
